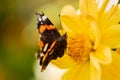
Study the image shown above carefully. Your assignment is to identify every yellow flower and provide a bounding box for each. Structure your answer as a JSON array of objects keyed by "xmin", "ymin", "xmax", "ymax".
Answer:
[
  {"xmin": 52, "ymin": 0, "xmax": 120, "ymax": 80},
  {"xmin": 116, "ymin": 48, "xmax": 120, "ymax": 54}
]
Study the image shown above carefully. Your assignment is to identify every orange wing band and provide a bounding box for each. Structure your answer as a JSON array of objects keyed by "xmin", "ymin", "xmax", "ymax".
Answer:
[
  {"xmin": 42, "ymin": 41, "xmax": 56, "ymax": 63},
  {"xmin": 39, "ymin": 40, "xmax": 44, "ymax": 48}
]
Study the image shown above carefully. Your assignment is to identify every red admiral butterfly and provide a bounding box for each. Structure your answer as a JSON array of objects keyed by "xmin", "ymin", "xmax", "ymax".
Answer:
[{"xmin": 35, "ymin": 12, "xmax": 67, "ymax": 72}]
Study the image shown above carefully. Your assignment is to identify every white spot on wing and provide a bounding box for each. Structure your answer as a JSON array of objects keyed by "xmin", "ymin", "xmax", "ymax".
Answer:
[
  {"xmin": 43, "ymin": 43, "xmax": 48, "ymax": 52},
  {"xmin": 39, "ymin": 34, "xmax": 41, "ymax": 38},
  {"xmin": 38, "ymin": 17, "xmax": 41, "ymax": 21},
  {"xmin": 40, "ymin": 53, "xmax": 44, "ymax": 57}
]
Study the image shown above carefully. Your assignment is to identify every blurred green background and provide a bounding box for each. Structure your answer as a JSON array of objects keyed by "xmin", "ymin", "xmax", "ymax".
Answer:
[{"xmin": 0, "ymin": 0, "xmax": 78, "ymax": 80}]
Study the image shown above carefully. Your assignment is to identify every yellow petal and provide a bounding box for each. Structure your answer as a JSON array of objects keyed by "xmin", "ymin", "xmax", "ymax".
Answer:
[
  {"xmin": 98, "ymin": 0, "xmax": 109, "ymax": 14},
  {"xmin": 98, "ymin": 0, "xmax": 110, "ymax": 21},
  {"xmin": 116, "ymin": 48, "xmax": 120, "ymax": 55},
  {"xmin": 89, "ymin": 21, "xmax": 100, "ymax": 49},
  {"xmin": 62, "ymin": 62, "xmax": 90, "ymax": 80},
  {"xmin": 90, "ymin": 53, "xmax": 101, "ymax": 80},
  {"xmin": 60, "ymin": 5, "xmax": 89, "ymax": 33},
  {"xmin": 90, "ymin": 65, "xmax": 101, "ymax": 80},
  {"xmin": 99, "ymin": 5, "xmax": 118, "ymax": 29},
  {"xmin": 101, "ymin": 24, "xmax": 120, "ymax": 48},
  {"xmin": 51, "ymin": 54, "xmax": 76, "ymax": 69},
  {"xmin": 98, "ymin": 0, "xmax": 120, "ymax": 30},
  {"xmin": 93, "ymin": 45, "xmax": 112, "ymax": 64},
  {"xmin": 98, "ymin": 0, "xmax": 109, "ymax": 29},
  {"xmin": 79, "ymin": 0, "xmax": 97, "ymax": 19},
  {"xmin": 101, "ymin": 52, "xmax": 120, "ymax": 80},
  {"xmin": 103, "ymin": 5, "xmax": 120, "ymax": 30}
]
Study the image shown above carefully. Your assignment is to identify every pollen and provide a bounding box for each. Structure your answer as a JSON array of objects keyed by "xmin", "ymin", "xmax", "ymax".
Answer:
[{"xmin": 67, "ymin": 34, "xmax": 93, "ymax": 63}]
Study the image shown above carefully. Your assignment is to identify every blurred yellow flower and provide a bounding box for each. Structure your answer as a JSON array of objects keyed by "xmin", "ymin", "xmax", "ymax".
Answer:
[{"xmin": 52, "ymin": 0, "xmax": 120, "ymax": 80}]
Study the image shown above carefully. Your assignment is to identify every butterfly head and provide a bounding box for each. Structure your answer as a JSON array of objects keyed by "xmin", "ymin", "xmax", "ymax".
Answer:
[{"xmin": 35, "ymin": 12, "xmax": 53, "ymax": 29}]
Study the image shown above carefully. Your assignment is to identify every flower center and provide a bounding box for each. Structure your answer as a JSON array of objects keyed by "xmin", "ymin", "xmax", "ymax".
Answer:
[{"xmin": 67, "ymin": 34, "xmax": 93, "ymax": 63}]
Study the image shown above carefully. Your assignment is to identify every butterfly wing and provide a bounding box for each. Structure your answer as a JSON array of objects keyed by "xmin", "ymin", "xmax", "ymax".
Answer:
[{"xmin": 36, "ymin": 12, "xmax": 67, "ymax": 72}]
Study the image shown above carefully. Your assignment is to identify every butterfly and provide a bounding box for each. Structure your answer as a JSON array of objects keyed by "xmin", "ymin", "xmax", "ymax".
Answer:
[{"xmin": 35, "ymin": 12, "xmax": 67, "ymax": 72}]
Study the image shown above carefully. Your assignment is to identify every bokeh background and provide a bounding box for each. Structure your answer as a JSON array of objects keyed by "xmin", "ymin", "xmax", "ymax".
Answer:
[{"xmin": 0, "ymin": 0, "xmax": 78, "ymax": 80}]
